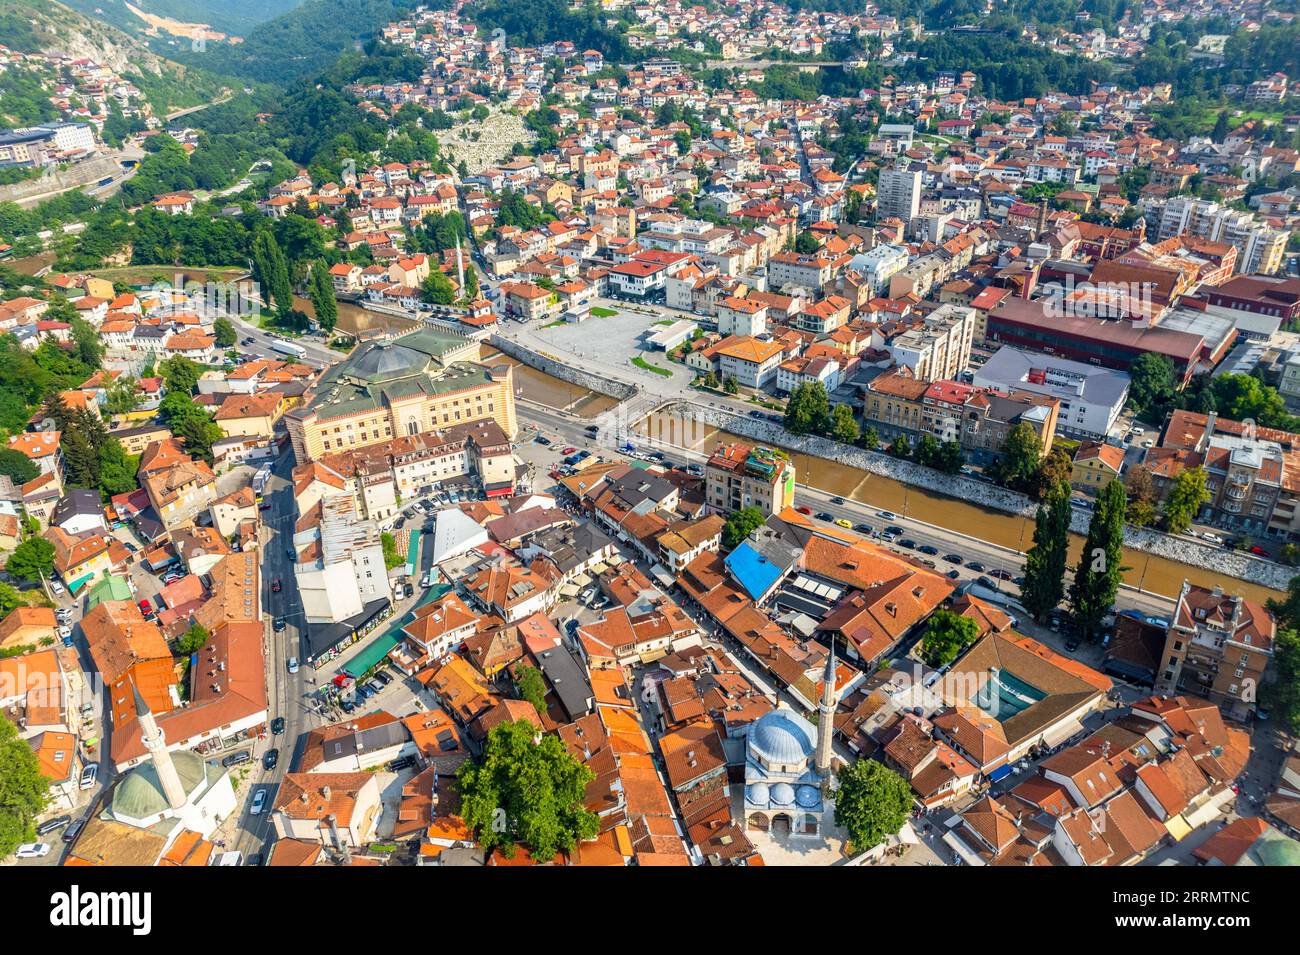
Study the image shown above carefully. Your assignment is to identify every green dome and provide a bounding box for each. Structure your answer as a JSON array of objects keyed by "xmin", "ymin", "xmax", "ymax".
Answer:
[
  {"xmin": 1246, "ymin": 829, "xmax": 1300, "ymax": 867},
  {"xmin": 110, "ymin": 750, "xmax": 209, "ymax": 821}
]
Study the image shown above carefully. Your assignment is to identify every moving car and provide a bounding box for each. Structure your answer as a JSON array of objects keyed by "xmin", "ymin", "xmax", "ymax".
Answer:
[
  {"xmin": 250, "ymin": 789, "xmax": 268, "ymax": 815},
  {"xmin": 271, "ymin": 578, "xmax": 281, "ymax": 593},
  {"xmin": 877, "ymin": 510, "xmax": 897, "ymax": 520},
  {"xmin": 286, "ymin": 657, "xmax": 299, "ymax": 674},
  {"xmin": 830, "ymin": 496, "xmax": 846, "ymax": 505},
  {"xmin": 273, "ymin": 618, "xmax": 287, "ymax": 632},
  {"xmin": 271, "ymin": 717, "xmax": 286, "ymax": 735},
  {"xmin": 795, "ymin": 505, "xmax": 813, "ymax": 515},
  {"xmin": 263, "ymin": 749, "xmax": 279, "ymax": 771},
  {"xmin": 815, "ymin": 512, "xmax": 834, "ymax": 522},
  {"xmin": 834, "ymin": 518, "xmax": 852, "ymax": 529}
]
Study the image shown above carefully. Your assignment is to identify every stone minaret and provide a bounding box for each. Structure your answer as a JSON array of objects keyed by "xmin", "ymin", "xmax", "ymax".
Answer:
[
  {"xmin": 133, "ymin": 680, "xmax": 186, "ymax": 811},
  {"xmin": 815, "ymin": 643, "xmax": 837, "ymax": 783},
  {"xmin": 455, "ymin": 238, "xmax": 465, "ymax": 293}
]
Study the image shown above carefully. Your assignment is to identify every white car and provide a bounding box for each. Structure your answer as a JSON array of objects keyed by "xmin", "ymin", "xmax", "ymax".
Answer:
[
  {"xmin": 286, "ymin": 657, "xmax": 299, "ymax": 674},
  {"xmin": 15, "ymin": 842, "xmax": 50, "ymax": 859},
  {"xmin": 249, "ymin": 789, "xmax": 268, "ymax": 815},
  {"xmin": 56, "ymin": 626, "xmax": 72, "ymax": 640},
  {"xmin": 79, "ymin": 763, "xmax": 98, "ymax": 790},
  {"xmin": 1202, "ymin": 532, "xmax": 1225, "ymax": 546},
  {"xmin": 50, "ymin": 582, "xmax": 65, "ymax": 596}
]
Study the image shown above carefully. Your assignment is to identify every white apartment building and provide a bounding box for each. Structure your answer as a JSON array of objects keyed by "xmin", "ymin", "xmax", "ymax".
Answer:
[
  {"xmin": 1155, "ymin": 196, "xmax": 1286, "ymax": 275},
  {"xmin": 887, "ymin": 303, "xmax": 976, "ymax": 382}
]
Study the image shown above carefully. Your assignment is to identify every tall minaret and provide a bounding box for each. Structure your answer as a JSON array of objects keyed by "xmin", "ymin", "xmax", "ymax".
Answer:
[
  {"xmin": 815, "ymin": 642, "xmax": 837, "ymax": 783},
  {"xmin": 132, "ymin": 680, "xmax": 186, "ymax": 811},
  {"xmin": 455, "ymin": 237, "xmax": 465, "ymax": 294}
]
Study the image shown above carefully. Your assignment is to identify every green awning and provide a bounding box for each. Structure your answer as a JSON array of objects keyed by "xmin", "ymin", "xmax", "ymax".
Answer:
[
  {"xmin": 68, "ymin": 573, "xmax": 95, "ymax": 595},
  {"xmin": 343, "ymin": 631, "xmax": 402, "ymax": 679},
  {"xmin": 406, "ymin": 528, "xmax": 420, "ymax": 576}
]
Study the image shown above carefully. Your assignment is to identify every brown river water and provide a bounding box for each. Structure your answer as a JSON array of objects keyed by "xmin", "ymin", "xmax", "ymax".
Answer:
[{"xmin": 635, "ymin": 409, "xmax": 1285, "ymax": 604}]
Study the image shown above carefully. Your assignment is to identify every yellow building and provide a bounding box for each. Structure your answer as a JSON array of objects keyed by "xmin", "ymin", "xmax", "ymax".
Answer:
[{"xmin": 285, "ymin": 327, "xmax": 516, "ymax": 463}]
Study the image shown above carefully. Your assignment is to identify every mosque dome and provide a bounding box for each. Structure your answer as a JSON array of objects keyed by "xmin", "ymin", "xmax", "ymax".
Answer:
[
  {"xmin": 110, "ymin": 750, "xmax": 208, "ymax": 821},
  {"xmin": 770, "ymin": 783, "xmax": 796, "ymax": 806},
  {"xmin": 796, "ymin": 785, "xmax": 821, "ymax": 808},
  {"xmin": 749, "ymin": 710, "xmax": 816, "ymax": 767},
  {"xmin": 746, "ymin": 783, "xmax": 770, "ymax": 805}
]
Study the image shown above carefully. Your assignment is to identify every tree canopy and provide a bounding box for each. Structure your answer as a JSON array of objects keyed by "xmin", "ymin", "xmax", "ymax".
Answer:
[{"xmin": 833, "ymin": 758, "xmax": 913, "ymax": 854}]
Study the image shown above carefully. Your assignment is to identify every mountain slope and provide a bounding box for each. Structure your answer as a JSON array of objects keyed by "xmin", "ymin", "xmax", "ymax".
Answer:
[
  {"xmin": 59, "ymin": 0, "xmax": 305, "ymax": 37},
  {"xmin": 180, "ymin": 0, "xmax": 425, "ymax": 84},
  {"xmin": 0, "ymin": 0, "xmax": 228, "ymax": 116}
]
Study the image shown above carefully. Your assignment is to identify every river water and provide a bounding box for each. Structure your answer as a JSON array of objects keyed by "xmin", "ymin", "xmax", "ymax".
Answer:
[
  {"xmin": 636, "ymin": 409, "xmax": 1285, "ymax": 604},
  {"xmin": 479, "ymin": 345, "xmax": 620, "ymax": 419}
]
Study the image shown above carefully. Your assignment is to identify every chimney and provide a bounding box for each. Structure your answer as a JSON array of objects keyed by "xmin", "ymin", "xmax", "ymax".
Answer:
[{"xmin": 321, "ymin": 785, "xmax": 331, "ymax": 800}]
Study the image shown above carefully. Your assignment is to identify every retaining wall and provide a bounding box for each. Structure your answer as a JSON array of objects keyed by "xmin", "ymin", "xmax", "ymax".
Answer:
[
  {"xmin": 663, "ymin": 401, "xmax": 1294, "ymax": 592},
  {"xmin": 490, "ymin": 334, "xmax": 637, "ymax": 401}
]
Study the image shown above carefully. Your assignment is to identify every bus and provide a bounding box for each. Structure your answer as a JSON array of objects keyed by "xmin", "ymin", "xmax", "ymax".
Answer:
[{"xmin": 270, "ymin": 339, "xmax": 306, "ymax": 359}]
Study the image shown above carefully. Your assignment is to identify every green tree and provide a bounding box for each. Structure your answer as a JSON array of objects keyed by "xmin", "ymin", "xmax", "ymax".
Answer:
[
  {"xmin": 784, "ymin": 381, "xmax": 831, "ymax": 434},
  {"xmin": 722, "ymin": 505, "xmax": 766, "ymax": 549},
  {"xmin": 1123, "ymin": 466, "xmax": 1158, "ymax": 527},
  {"xmin": 1021, "ymin": 478, "xmax": 1072, "ymax": 622},
  {"xmin": 830, "ymin": 403, "xmax": 860, "ymax": 444},
  {"xmin": 918, "ymin": 608, "xmax": 981, "ymax": 667},
  {"xmin": 1263, "ymin": 628, "xmax": 1300, "ymax": 734},
  {"xmin": 723, "ymin": 375, "xmax": 739, "ymax": 395},
  {"xmin": 1163, "ymin": 467, "xmax": 1210, "ymax": 534},
  {"xmin": 97, "ymin": 439, "xmax": 140, "ymax": 497},
  {"xmin": 859, "ymin": 427, "xmax": 880, "ymax": 452},
  {"xmin": 380, "ymin": 532, "xmax": 403, "ymax": 570},
  {"xmin": 421, "ymin": 269, "xmax": 456, "ymax": 306},
  {"xmin": 0, "ymin": 582, "xmax": 21, "ymax": 617},
  {"xmin": 1069, "ymin": 479, "xmax": 1127, "ymax": 639},
  {"xmin": 70, "ymin": 317, "xmax": 103, "ymax": 369},
  {"xmin": 833, "ymin": 758, "xmax": 912, "ymax": 854},
  {"xmin": 0, "ymin": 716, "xmax": 48, "ymax": 857},
  {"xmin": 0, "ymin": 448, "xmax": 38, "ymax": 485},
  {"xmin": 1268, "ymin": 576, "xmax": 1300, "ymax": 631},
  {"xmin": 889, "ymin": 433, "xmax": 911, "ymax": 458},
  {"xmin": 309, "ymin": 259, "xmax": 339, "ymax": 332},
  {"xmin": 456, "ymin": 719, "xmax": 599, "ymax": 861},
  {"xmin": 252, "ymin": 230, "xmax": 294, "ymax": 316},
  {"xmin": 516, "ymin": 665, "xmax": 548, "ymax": 715},
  {"xmin": 175, "ymin": 622, "xmax": 211, "ymax": 655},
  {"xmin": 160, "ymin": 356, "xmax": 202, "ymax": 396},
  {"xmin": 213, "ymin": 317, "xmax": 237, "ymax": 348},
  {"xmin": 993, "ymin": 422, "xmax": 1043, "ymax": 494},
  {"xmin": 102, "ymin": 374, "xmax": 141, "ymax": 417},
  {"xmin": 5, "ymin": 537, "xmax": 54, "ymax": 584},
  {"xmin": 1127, "ymin": 352, "xmax": 1177, "ymax": 419}
]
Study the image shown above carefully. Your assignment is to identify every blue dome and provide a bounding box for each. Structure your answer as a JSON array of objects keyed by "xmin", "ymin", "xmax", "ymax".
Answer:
[
  {"xmin": 796, "ymin": 785, "xmax": 821, "ymax": 808},
  {"xmin": 749, "ymin": 710, "xmax": 816, "ymax": 766},
  {"xmin": 770, "ymin": 783, "xmax": 796, "ymax": 806}
]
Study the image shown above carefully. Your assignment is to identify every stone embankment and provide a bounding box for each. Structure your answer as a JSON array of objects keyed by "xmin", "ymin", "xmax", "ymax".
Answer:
[
  {"xmin": 667, "ymin": 401, "xmax": 1294, "ymax": 592},
  {"xmin": 489, "ymin": 335, "xmax": 637, "ymax": 401}
]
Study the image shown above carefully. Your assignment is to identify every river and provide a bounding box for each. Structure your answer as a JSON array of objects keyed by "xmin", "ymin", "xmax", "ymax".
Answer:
[
  {"xmin": 479, "ymin": 345, "xmax": 620, "ymax": 419},
  {"xmin": 636, "ymin": 409, "xmax": 1285, "ymax": 605}
]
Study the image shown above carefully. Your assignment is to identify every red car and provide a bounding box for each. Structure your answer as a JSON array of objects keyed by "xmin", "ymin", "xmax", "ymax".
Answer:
[
  {"xmin": 1250, "ymin": 545, "xmax": 1268, "ymax": 556},
  {"xmin": 561, "ymin": 446, "xmax": 577, "ymax": 455},
  {"xmin": 272, "ymin": 578, "xmax": 282, "ymax": 593},
  {"xmin": 795, "ymin": 505, "xmax": 813, "ymax": 516},
  {"xmin": 137, "ymin": 598, "xmax": 152, "ymax": 616}
]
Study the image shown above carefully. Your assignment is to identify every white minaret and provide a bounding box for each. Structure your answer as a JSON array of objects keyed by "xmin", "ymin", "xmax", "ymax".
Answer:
[
  {"xmin": 133, "ymin": 680, "xmax": 187, "ymax": 811},
  {"xmin": 815, "ymin": 642, "xmax": 837, "ymax": 783},
  {"xmin": 455, "ymin": 237, "xmax": 465, "ymax": 293}
]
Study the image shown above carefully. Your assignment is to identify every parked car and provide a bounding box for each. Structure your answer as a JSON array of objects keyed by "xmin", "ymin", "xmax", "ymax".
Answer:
[
  {"xmin": 273, "ymin": 618, "xmax": 286, "ymax": 632},
  {"xmin": 853, "ymin": 523, "xmax": 873, "ymax": 535},
  {"xmin": 373, "ymin": 671, "xmax": 393, "ymax": 686},
  {"xmin": 898, "ymin": 538, "xmax": 917, "ymax": 549},
  {"xmin": 262, "ymin": 749, "xmax": 279, "ymax": 771},
  {"xmin": 62, "ymin": 818, "xmax": 84, "ymax": 843},
  {"xmin": 945, "ymin": 569, "xmax": 961, "ymax": 580},
  {"xmin": 79, "ymin": 763, "xmax": 98, "ymax": 790},
  {"xmin": 271, "ymin": 717, "xmax": 286, "ymax": 735},
  {"xmin": 965, "ymin": 561, "xmax": 985, "ymax": 573},
  {"xmin": 815, "ymin": 511, "xmax": 834, "ymax": 522},
  {"xmin": 990, "ymin": 568, "xmax": 1014, "ymax": 581},
  {"xmin": 249, "ymin": 789, "xmax": 268, "ymax": 815},
  {"xmin": 943, "ymin": 554, "xmax": 964, "ymax": 565},
  {"xmin": 15, "ymin": 843, "xmax": 50, "ymax": 859},
  {"xmin": 221, "ymin": 751, "xmax": 251, "ymax": 768},
  {"xmin": 834, "ymin": 518, "xmax": 852, "ymax": 528},
  {"xmin": 919, "ymin": 544, "xmax": 939, "ymax": 556},
  {"xmin": 885, "ymin": 526, "xmax": 905, "ymax": 537},
  {"xmin": 137, "ymin": 598, "xmax": 153, "ymax": 616},
  {"xmin": 286, "ymin": 657, "xmax": 299, "ymax": 674},
  {"xmin": 36, "ymin": 815, "xmax": 71, "ymax": 836}
]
